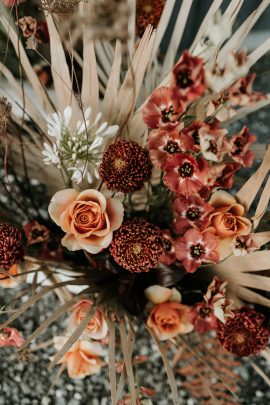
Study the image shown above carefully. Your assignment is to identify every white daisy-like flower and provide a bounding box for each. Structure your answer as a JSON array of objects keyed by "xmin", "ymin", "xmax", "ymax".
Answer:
[{"xmin": 42, "ymin": 143, "xmax": 61, "ymax": 167}]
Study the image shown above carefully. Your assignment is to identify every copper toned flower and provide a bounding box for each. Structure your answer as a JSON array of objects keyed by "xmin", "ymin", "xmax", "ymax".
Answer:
[
  {"xmin": 99, "ymin": 140, "xmax": 152, "ymax": 193},
  {"xmin": 136, "ymin": 0, "xmax": 165, "ymax": 37},
  {"xmin": 228, "ymin": 73, "xmax": 267, "ymax": 107},
  {"xmin": 217, "ymin": 307, "xmax": 270, "ymax": 357},
  {"xmin": 159, "ymin": 230, "xmax": 176, "ymax": 266},
  {"xmin": 23, "ymin": 221, "xmax": 49, "ymax": 246},
  {"xmin": 110, "ymin": 218, "xmax": 164, "ymax": 273},
  {"xmin": 163, "ymin": 153, "xmax": 209, "ymax": 194},
  {"xmin": 232, "ymin": 234, "xmax": 259, "ymax": 256},
  {"xmin": 0, "ymin": 222, "xmax": 24, "ymax": 271},
  {"xmin": 0, "ymin": 326, "xmax": 24, "ymax": 347},
  {"xmin": 209, "ymin": 162, "xmax": 241, "ymax": 190},
  {"xmin": 142, "ymin": 87, "xmax": 186, "ymax": 129},
  {"xmin": 189, "ymin": 303, "xmax": 218, "ymax": 333},
  {"xmin": 172, "ymin": 194, "xmax": 213, "ymax": 235},
  {"xmin": 148, "ymin": 129, "xmax": 193, "ymax": 169},
  {"xmin": 172, "ymin": 51, "xmax": 205, "ymax": 101},
  {"xmin": 174, "ymin": 229, "xmax": 219, "ymax": 273},
  {"xmin": 229, "ymin": 126, "xmax": 256, "ymax": 167},
  {"xmin": 182, "ymin": 121, "xmax": 208, "ymax": 152}
]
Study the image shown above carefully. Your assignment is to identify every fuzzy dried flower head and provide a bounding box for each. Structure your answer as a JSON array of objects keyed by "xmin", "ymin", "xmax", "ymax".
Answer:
[
  {"xmin": 0, "ymin": 97, "xmax": 12, "ymax": 125},
  {"xmin": 110, "ymin": 218, "xmax": 164, "ymax": 273},
  {"xmin": 136, "ymin": 0, "xmax": 165, "ymax": 37},
  {"xmin": 0, "ymin": 222, "xmax": 24, "ymax": 271},
  {"xmin": 217, "ymin": 307, "xmax": 270, "ymax": 357},
  {"xmin": 99, "ymin": 140, "xmax": 152, "ymax": 193},
  {"xmin": 41, "ymin": 0, "xmax": 81, "ymax": 18}
]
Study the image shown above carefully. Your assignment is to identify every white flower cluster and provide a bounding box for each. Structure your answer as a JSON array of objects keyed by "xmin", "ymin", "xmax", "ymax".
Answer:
[{"xmin": 42, "ymin": 106, "xmax": 118, "ymax": 184}]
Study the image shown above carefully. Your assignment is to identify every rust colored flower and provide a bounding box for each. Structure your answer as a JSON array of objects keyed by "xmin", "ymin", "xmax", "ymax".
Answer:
[
  {"xmin": 148, "ymin": 128, "xmax": 193, "ymax": 169},
  {"xmin": 142, "ymin": 87, "xmax": 186, "ymax": 130},
  {"xmin": 0, "ymin": 263, "xmax": 19, "ymax": 288},
  {"xmin": 204, "ymin": 276, "xmax": 234, "ymax": 324},
  {"xmin": 48, "ymin": 189, "xmax": 123, "ymax": 254},
  {"xmin": 35, "ymin": 21, "xmax": 50, "ymax": 44},
  {"xmin": 136, "ymin": 0, "xmax": 165, "ymax": 37},
  {"xmin": 23, "ymin": 221, "xmax": 49, "ymax": 246},
  {"xmin": 0, "ymin": 222, "xmax": 24, "ymax": 271},
  {"xmin": 217, "ymin": 307, "xmax": 270, "ymax": 357},
  {"xmin": 69, "ymin": 300, "xmax": 108, "ymax": 340},
  {"xmin": 159, "ymin": 230, "xmax": 176, "ymax": 266},
  {"xmin": 199, "ymin": 126, "xmax": 231, "ymax": 162},
  {"xmin": 174, "ymin": 229, "xmax": 219, "ymax": 273},
  {"xmin": 147, "ymin": 301, "xmax": 193, "ymax": 340},
  {"xmin": 172, "ymin": 51, "xmax": 205, "ymax": 101},
  {"xmin": 182, "ymin": 121, "xmax": 209, "ymax": 152},
  {"xmin": 189, "ymin": 303, "xmax": 218, "ymax": 333},
  {"xmin": 229, "ymin": 126, "xmax": 256, "ymax": 167},
  {"xmin": 172, "ymin": 193, "xmax": 213, "ymax": 235},
  {"xmin": 0, "ymin": 326, "xmax": 24, "ymax": 347},
  {"xmin": 163, "ymin": 153, "xmax": 209, "ymax": 194},
  {"xmin": 110, "ymin": 218, "xmax": 164, "ymax": 273},
  {"xmin": 209, "ymin": 162, "xmax": 241, "ymax": 190},
  {"xmin": 99, "ymin": 140, "xmax": 152, "ymax": 193},
  {"xmin": 228, "ymin": 73, "xmax": 267, "ymax": 107},
  {"xmin": 232, "ymin": 234, "xmax": 259, "ymax": 256}
]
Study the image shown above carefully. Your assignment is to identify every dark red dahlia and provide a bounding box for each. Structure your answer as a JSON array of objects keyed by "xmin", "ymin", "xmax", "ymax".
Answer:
[
  {"xmin": 0, "ymin": 222, "xmax": 24, "ymax": 271},
  {"xmin": 99, "ymin": 140, "xmax": 152, "ymax": 193},
  {"xmin": 110, "ymin": 218, "xmax": 164, "ymax": 273},
  {"xmin": 136, "ymin": 0, "xmax": 165, "ymax": 37},
  {"xmin": 217, "ymin": 307, "xmax": 270, "ymax": 357}
]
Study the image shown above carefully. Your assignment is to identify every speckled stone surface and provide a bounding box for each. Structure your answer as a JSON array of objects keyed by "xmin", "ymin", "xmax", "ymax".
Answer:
[{"xmin": 1, "ymin": 57, "xmax": 270, "ymax": 405}]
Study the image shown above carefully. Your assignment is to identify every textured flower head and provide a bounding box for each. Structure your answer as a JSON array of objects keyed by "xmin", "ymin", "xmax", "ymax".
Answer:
[
  {"xmin": 148, "ymin": 129, "xmax": 193, "ymax": 169},
  {"xmin": 142, "ymin": 87, "xmax": 186, "ymax": 130},
  {"xmin": 0, "ymin": 326, "xmax": 24, "ymax": 347},
  {"xmin": 163, "ymin": 153, "xmax": 209, "ymax": 194},
  {"xmin": 217, "ymin": 307, "xmax": 270, "ymax": 357},
  {"xmin": 0, "ymin": 222, "xmax": 24, "ymax": 271},
  {"xmin": 99, "ymin": 140, "xmax": 152, "ymax": 193},
  {"xmin": 171, "ymin": 51, "xmax": 205, "ymax": 101},
  {"xmin": 48, "ymin": 189, "xmax": 124, "ymax": 254},
  {"xmin": 136, "ymin": 0, "xmax": 165, "ymax": 37},
  {"xmin": 174, "ymin": 229, "xmax": 220, "ymax": 273},
  {"xmin": 172, "ymin": 193, "xmax": 213, "ymax": 235},
  {"xmin": 110, "ymin": 218, "xmax": 164, "ymax": 273},
  {"xmin": 229, "ymin": 126, "xmax": 256, "ymax": 168}
]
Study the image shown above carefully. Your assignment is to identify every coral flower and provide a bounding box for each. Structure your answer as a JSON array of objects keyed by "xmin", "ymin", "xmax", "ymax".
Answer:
[
  {"xmin": 208, "ymin": 162, "xmax": 241, "ymax": 190},
  {"xmin": 142, "ymin": 87, "xmax": 186, "ymax": 129},
  {"xmin": 54, "ymin": 337, "xmax": 105, "ymax": 379},
  {"xmin": 228, "ymin": 73, "xmax": 267, "ymax": 107},
  {"xmin": 171, "ymin": 51, "xmax": 205, "ymax": 101},
  {"xmin": 174, "ymin": 229, "xmax": 219, "ymax": 273},
  {"xmin": 0, "ymin": 326, "xmax": 24, "ymax": 347},
  {"xmin": 147, "ymin": 301, "xmax": 193, "ymax": 340},
  {"xmin": 189, "ymin": 303, "xmax": 218, "ymax": 333},
  {"xmin": 199, "ymin": 127, "xmax": 231, "ymax": 162},
  {"xmin": 48, "ymin": 189, "xmax": 124, "ymax": 254},
  {"xmin": 148, "ymin": 129, "xmax": 193, "ymax": 169},
  {"xmin": 172, "ymin": 194, "xmax": 213, "ymax": 234},
  {"xmin": 232, "ymin": 234, "xmax": 259, "ymax": 256},
  {"xmin": 207, "ymin": 190, "xmax": 252, "ymax": 259},
  {"xmin": 69, "ymin": 300, "xmax": 108, "ymax": 340},
  {"xmin": 229, "ymin": 126, "xmax": 256, "ymax": 167},
  {"xmin": 163, "ymin": 153, "xmax": 209, "ymax": 194},
  {"xmin": 182, "ymin": 121, "xmax": 209, "ymax": 152},
  {"xmin": 159, "ymin": 230, "xmax": 177, "ymax": 265},
  {"xmin": 0, "ymin": 263, "xmax": 19, "ymax": 288}
]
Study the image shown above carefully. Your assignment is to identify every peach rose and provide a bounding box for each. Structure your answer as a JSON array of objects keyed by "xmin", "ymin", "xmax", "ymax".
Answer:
[
  {"xmin": 69, "ymin": 300, "xmax": 108, "ymax": 340},
  {"xmin": 144, "ymin": 285, "xmax": 181, "ymax": 304},
  {"xmin": 207, "ymin": 190, "xmax": 252, "ymax": 259},
  {"xmin": 48, "ymin": 189, "xmax": 124, "ymax": 253},
  {"xmin": 147, "ymin": 302, "xmax": 193, "ymax": 340},
  {"xmin": 0, "ymin": 264, "xmax": 19, "ymax": 288},
  {"xmin": 53, "ymin": 337, "xmax": 105, "ymax": 379}
]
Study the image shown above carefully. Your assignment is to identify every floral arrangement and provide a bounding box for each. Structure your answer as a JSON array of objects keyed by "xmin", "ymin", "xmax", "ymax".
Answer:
[{"xmin": 0, "ymin": 0, "xmax": 270, "ymax": 404}]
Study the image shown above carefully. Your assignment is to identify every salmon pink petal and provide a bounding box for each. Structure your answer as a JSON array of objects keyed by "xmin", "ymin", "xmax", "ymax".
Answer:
[
  {"xmin": 76, "ymin": 189, "xmax": 107, "ymax": 212},
  {"xmin": 208, "ymin": 190, "xmax": 236, "ymax": 208},
  {"xmin": 105, "ymin": 198, "xmax": 124, "ymax": 231},
  {"xmin": 49, "ymin": 189, "xmax": 80, "ymax": 225},
  {"xmin": 61, "ymin": 234, "xmax": 82, "ymax": 251}
]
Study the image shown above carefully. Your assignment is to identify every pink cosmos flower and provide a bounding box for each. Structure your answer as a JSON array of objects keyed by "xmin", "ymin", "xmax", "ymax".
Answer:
[
  {"xmin": 48, "ymin": 189, "xmax": 124, "ymax": 254},
  {"xmin": 232, "ymin": 234, "xmax": 259, "ymax": 256},
  {"xmin": 228, "ymin": 73, "xmax": 267, "ymax": 107},
  {"xmin": 163, "ymin": 153, "xmax": 209, "ymax": 194},
  {"xmin": 199, "ymin": 126, "xmax": 231, "ymax": 162},
  {"xmin": 189, "ymin": 303, "xmax": 218, "ymax": 333},
  {"xmin": 142, "ymin": 87, "xmax": 186, "ymax": 129},
  {"xmin": 0, "ymin": 326, "xmax": 24, "ymax": 347},
  {"xmin": 172, "ymin": 194, "xmax": 213, "ymax": 235},
  {"xmin": 171, "ymin": 51, "xmax": 205, "ymax": 101},
  {"xmin": 229, "ymin": 126, "xmax": 256, "ymax": 167},
  {"xmin": 148, "ymin": 129, "xmax": 193, "ymax": 169},
  {"xmin": 53, "ymin": 337, "xmax": 105, "ymax": 379},
  {"xmin": 174, "ymin": 229, "xmax": 220, "ymax": 273},
  {"xmin": 159, "ymin": 230, "xmax": 176, "ymax": 265}
]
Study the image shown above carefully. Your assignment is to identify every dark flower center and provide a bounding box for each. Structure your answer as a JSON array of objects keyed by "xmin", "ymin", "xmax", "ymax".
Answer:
[
  {"xmin": 199, "ymin": 306, "xmax": 212, "ymax": 318},
  {"xmin": 192, "ymin": 130, "xmax": 200, "ymax": 145},
  {"xmin": 190, "ymin": 243, "xmax": 205, "ymax": 258},
  {"xmin": 163, "ymin": 140, "xmax": 180, "ymax": 154},
  {"xmin": 234, "ymin": 237, "xmax": 246, "ymax": 249},
  {"xmin": 161, "ymin": 106, "xmax": 175, "ymax": 123},
  {"xmin": 186, "ymin": 207, "xmax": 200, "ymax": 221},
  {"xmin": 31, "ymin": 229, "xmax": 45, "ymax": 239},
  {"xmin": 179, "ymin": 162, "xmax": 194, "ymax": 178},
  {"xmin": 208, "ymin": 140, "xmax": 218, "ymax": 154},
  {"xmin": 176, "ymin": 69, "xmax": 193, "ymax": 89},
  {"xmin": 233, "ymin": 137, "xmax": 244, "ymax": 155},
  {"xmin": 163, "ymin": 238, "xmax": 172, "ymax": 252}
]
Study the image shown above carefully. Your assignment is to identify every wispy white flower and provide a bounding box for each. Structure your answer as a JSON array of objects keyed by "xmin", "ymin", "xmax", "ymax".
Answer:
[{"xmin": 42, "ymin": 143, "xmax": 61, "ymax": 167}]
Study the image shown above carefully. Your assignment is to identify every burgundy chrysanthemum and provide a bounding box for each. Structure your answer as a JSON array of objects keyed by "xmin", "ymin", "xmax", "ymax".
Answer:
[
  {"xmin": 136, "ymin": 0, "xmax": 165, "ymax": 37},
  {"xmin": 0, "ymin": 222, "xmax": 24, "ymax": 271},
  {"xmin": 110, "ymin": 218, "xmax": 164, "ymax": 273},
  {"xmin": 217, "ymin": 307, "xmax": 270, "ymax": 357},
  {"xmin": 99, "ymin": 140, "xmax": 152, "ymax": 193}
]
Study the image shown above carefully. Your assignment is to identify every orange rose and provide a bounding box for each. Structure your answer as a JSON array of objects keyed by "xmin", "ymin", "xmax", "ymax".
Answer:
[
  {"xmin": 48, "ymin": 189, "xmax": 124, "ymax": 253},
  {"xmin": 147, "ymin": 302, "xmax": 193, "ymax": 340},
  {"xmin": 69, "ymin": 300, "xmax": 108, "ymax": 340},
  {"xmin": 53, "ymin": 337, "xmax": 105, "ymax": 379},
  {"xmin": 0, "ymin": 264, "xmax": 19, "ymax": 288},
  {"xmin": 207, "ymin": 190, "xmax": 252, "ymax": 259}
]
